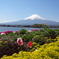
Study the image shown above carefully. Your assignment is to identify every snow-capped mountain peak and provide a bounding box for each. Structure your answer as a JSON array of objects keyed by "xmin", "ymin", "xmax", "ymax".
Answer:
[
  {"xmin": 2, "ymin": 14, "xmax": 59, "ymax": 26},
  {"xmin": 24, "ymin": 14, "xmax": 45, "ymax": 20}
]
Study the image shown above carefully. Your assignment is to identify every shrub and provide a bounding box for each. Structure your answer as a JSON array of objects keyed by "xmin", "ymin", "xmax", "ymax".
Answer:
[
  {"xmin": 7, "ymin": 33, "xmax": 15, "ymax": 36},
  {"xmin": 32, "ymin": 35, "xmax": 47, "ymax": 45},
  {"xmin": 48, "ymin": 35, "xmax": 59, "ymax": 43},
  {"xmin": 42, "ymin": 29, "xmax": 56, "ymax": 39},
  {"xmin": 55, "ymin": 29, "xmax": 59, "ymax": 36},
  {"xmin": 0, "ymin": 40, "xmax": 30, "ymax": 58},
  {"xmin": 20, "ymin": 29, "xmax": 27, "ymax": 34},
  {"xmin": 30, "ymin": 42, "xmax": 40, "ymax": 52},
  {"xmin": 11, "ymin": 36, "xmax": 19, "ymax": 41},
  {"xmin": 0, "ymin": 40, "xmax": 20, "ymax": 58},
  {"xmin": 31, "ymin": 31, "xmax": 41, "ymax": 35},
  {"xmin": 21, "ymin": 34, "xmax": 34, "ymax": 42},
  {"xmin": 1, "ymin": 41, "xmax": 59, "ymax": 59},
  {"xmin": 40, "ymin": 29, "xmax": 45, "ymax": 32}
]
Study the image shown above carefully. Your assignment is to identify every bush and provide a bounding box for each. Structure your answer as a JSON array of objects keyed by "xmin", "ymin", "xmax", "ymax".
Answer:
[
  {"xmin": 0, "ymin": 40, "xmax": 20, "ymax": 58},
  {"xmin": 21, "ymin": 34, "xmax": 34, "ymax": 42},
  {"xmin": 20, "ymin": 29, "xmax": 27, "ymax": 34},
  {"xmin": 11, "ymin": 36, "xmax": 19, "ymax": 41},
  {"xmin": 42, "ymin": 29, "xmax": 56, "ymax": 39},
  {"xmin": 40, "ymin": 29, "xmax": 45, "ymax": 32},
  {"xmin": 1, "ymin": 41, "xmax": 59, "ymax": 59},
  {"xmin": 55, "ymin": 29, "xmax": 59, "ymax": 36},
  {"xmin": 47, "ymin": 38, "xmax": 58, "ymax": 43},
  {"xmin": 31, "ymin": 31, "xmax": 41, "ymax": 35},
  {"xmin": 32, "ymin": 35, "xmax": 47, "ymax": 45},
  {"xmin": 0, "ymin": 40, "xmax": 30, "ymax": 58},
  {"xmin": 30, "ymin": 42, "xmax": 40, "ymax": 52}
]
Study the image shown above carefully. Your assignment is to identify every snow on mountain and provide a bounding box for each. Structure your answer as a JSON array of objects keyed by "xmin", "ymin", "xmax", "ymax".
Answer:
[
  {"xmin": 24, "ymin": 14, "xmax": 45, "ymax": 20},
  {"xmin": 1, "ymin": 14, "xmax": 59, "ymax": 26}
]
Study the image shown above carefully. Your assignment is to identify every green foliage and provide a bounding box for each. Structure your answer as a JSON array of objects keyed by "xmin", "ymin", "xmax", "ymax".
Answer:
[
  {"xmin": 31, "ymin": 31, "xmax": 41, "ymax": 35},
  {"xmin": 42, "ymin": 29, "xmax": 56, "ymax": 39},
  {"xmin": 0, "ymin": 35, "xmax": 6, "ymax": 37},
  {"xmin": 55, "ymin": 29, "xmax": 59, "ymax": 35},
  {"xmin": 40, "ymin": 29, "xmax": 45, "ymax": 32},
  {"xmin": 20, "ymin": 31, "xmax": 41, "ymax": 42},
  {"xmin": 47, "ymin": 38, "xmax": 57, "ymax": 43},
  {"xmin": 7, "ymin": 33, "xmax": 16, "ymax": 36},
  {"xmin": 11, "ymin": 36, "xmax": 19, "ymax": 41},
  {"xmin": 0, "ymin": 28, "xmax": 59, "ymax": 58},
  {"xmin": 1, "ymin": 41, "xmax": 59, "ymax": 59},
  {"xmin": 31, "ymin": 24, "xmax": 48, "ymax": 28},
  {"xmin": 30, "ymin": 42, "xmax": 40, "ymax": 52},
  {"xmin": 32, "ymin": 35, "xmax": 46, "ymax": 44},
  {"xmin": 21, "ymin": 34, "xmax": 34, "ymax": 42},
  {"xmin": 20, "ymin": 29, "xmax": 27, "ymax": 34}
]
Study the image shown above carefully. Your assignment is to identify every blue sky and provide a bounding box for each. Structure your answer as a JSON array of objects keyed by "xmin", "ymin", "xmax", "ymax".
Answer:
[{"xmin": 0, "ymin": 0, "xmax": 59, "ymax": 23}]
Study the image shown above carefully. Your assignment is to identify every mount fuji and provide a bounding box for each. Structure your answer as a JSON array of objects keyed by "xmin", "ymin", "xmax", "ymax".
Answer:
[{"xmin": 2, "ymin": 14, "xmax": 59, "ymax": 25}]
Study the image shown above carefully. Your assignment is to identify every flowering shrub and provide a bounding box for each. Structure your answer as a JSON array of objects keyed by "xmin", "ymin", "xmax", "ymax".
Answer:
[
  {"xmin": 17, "ymin": 38, "xmax": 23, "ymax": 45},
  {"xmin": 30, "ymin": 42, "xmax": 40, "ymax": 52},
  {"xmin": 21, "ymin": 34, "xmax": 34, "ymax": 42},
  {"xmin": 0, "ymin": 32, "xmax": 6, "ymax": 35},
  {"xmin": 0, "ymin": 31, "xmax": 13, "ymax": 35},
  {"xmin": 15, "ymin": 31, "xmax": 19, "ymax": 33},
  {"xmin": 0, "ymin": 40, "xmax": 20, "ymax": 58},
  {"xmin": 46, "ymin": 36, "xmax": 59, "ymax": 43},
  {"xmin": 27, "ymin": 42, "xmax": 32, "ymax": 48},
  {"xmin": 28, "ymin": 29, "xmax": 40, "ymax": 32},
  {"xmin": 0, "ymin": 29, "xmax": 59, "ymax": 59},
  {"xmin": 0, "ymin": 38, "xmax": 33, "ymax": 58},
  {"xmin": 1, "ymin": 41, "xmax": 59, "ymax": 59}
]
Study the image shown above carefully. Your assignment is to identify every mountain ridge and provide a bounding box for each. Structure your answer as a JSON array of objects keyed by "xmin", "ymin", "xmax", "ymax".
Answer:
[{"xmin": 0, "ymin": 14, "xmax": 59, "ymax": 26}]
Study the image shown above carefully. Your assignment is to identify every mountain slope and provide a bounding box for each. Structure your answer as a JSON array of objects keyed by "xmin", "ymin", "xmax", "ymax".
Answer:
[{"xmin": 1, "ymin": 14, "xmax": 59, "ymax": 25}]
